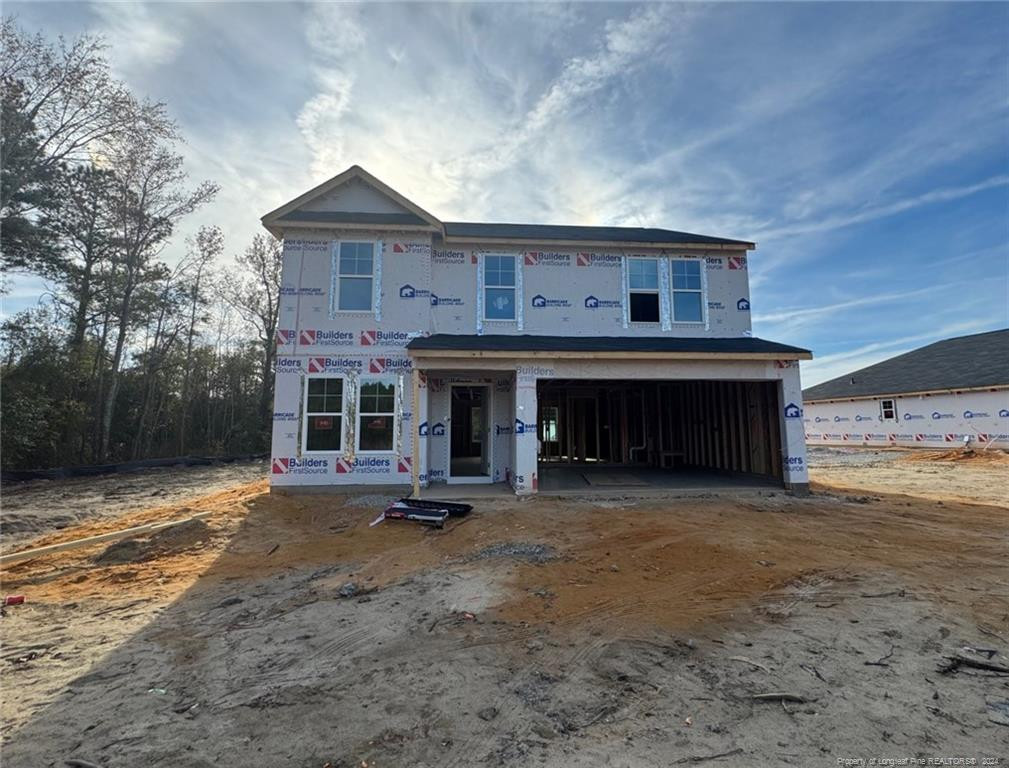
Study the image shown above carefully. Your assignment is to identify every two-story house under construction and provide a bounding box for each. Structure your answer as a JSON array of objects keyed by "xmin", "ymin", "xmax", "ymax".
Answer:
[{"xmin": 262, "ymin": 166, "xmax": 812, "ymax": 495}]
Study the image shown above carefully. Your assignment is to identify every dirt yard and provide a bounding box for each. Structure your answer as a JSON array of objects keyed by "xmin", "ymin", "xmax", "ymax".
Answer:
[{"xmin": 2, "ymin": 450, "xmax": 1007, "ymax": 767}]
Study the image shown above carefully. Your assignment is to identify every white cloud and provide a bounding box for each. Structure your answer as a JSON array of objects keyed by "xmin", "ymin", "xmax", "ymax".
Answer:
[
  {"xmin": 755, "ymin": 175, "xmax": 1009, "ymax": 241},
  {"xmin": 91, "ymin": 2, "xmax": 182, "ymax": 73}
]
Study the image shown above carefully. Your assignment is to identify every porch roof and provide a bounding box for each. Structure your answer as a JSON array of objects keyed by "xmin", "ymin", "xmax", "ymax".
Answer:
[{"xmin": 407, "ymin": 334, "xmax": 812, "ymax": 360}]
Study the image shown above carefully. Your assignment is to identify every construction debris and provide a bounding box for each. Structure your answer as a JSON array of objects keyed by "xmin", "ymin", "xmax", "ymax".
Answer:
[{"xmin": 0, "ymin": 512, "xmax": 211, "ymax": 565}]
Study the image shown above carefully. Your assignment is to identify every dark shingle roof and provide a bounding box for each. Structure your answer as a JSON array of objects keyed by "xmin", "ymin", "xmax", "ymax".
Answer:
[
  {"xmin": 803, "ymin": 329, "xmax": 1009, "ymax": 401},
  {"xmin": 408, "ymin": 334, "xmax": 809, "ymax": 356},
  {"xmin": 441, "ymin": 222, "xmax": 752, "ymax": 247}
]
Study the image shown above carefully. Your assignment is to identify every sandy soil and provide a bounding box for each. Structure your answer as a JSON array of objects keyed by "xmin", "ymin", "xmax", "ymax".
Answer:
[
  {"xmin": 1, "ymin": 456, "xmax": 1007, "ymax": 767},
  {"xmin": 807, "ymin": 445, "xmax": 1009, "ymax": 507}
]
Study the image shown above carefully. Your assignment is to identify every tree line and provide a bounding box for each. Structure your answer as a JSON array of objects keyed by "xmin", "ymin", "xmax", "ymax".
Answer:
[{"xmin": 1, "ymin": 18, "xmax": 282, "ymax": 471}]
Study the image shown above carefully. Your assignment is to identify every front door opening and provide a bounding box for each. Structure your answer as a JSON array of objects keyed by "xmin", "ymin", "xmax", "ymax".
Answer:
[{"xmin": 450, "ymin": 386, "xmax": 490, "ymax": 480}]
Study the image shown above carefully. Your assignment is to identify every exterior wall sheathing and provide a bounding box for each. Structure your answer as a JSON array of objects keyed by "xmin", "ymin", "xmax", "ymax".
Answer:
[{"xmin": 804, "ymin": 389, "xmax": 1009, "ymax": 448}]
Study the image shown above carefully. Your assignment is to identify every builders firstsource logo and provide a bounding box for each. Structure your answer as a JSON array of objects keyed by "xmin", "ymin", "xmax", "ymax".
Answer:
[
  {"xmin": 728, "ymin": 256, "xmax": 747, "ymax": 270},
  {"xmin": 275, "ymin": 329, "xmax": 295, "ymax": 345},
  {"xmin": 360, "ymin": 329, "xmax": 413, "ymax": 347},
  {"xmin": 524, "ymin": 251, "xmax": 570, "ymax": 267},
  {"xmin": 368, "ymin": 357, "xmax": 412, "ymax": 373},
  {"xmin": 276, "ymin": 357, "xmax": 302, "ymax": 374},
  {"xmin": 576, "ymin": 252, "xmax": 621, "ymax": 268},
  {"xmin": 307, "ymin": 357, "xmax": 363, "ymax": 373},
  {"xmin": 299, "ymin": 329, "xmax": 355, "ymax": 347},
  {"xmin": 272, "ymin": 457, "xmax": 328, "ymax": 475},
  {"xmin": 336, "ymin": 457, "xmax": 392, "ymax": 475},
  {"xmin": 391, "ymin": 243, "xmax": 429, "ymax": 255},
  {"xmin": 432, "ymin": 249, "xmax": 466, "ymax": 264}
]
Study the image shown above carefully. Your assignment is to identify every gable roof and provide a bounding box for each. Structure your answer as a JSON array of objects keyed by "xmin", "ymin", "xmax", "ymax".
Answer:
[
  {"xmin": 261, "ymin": 165, "xmax": 753, "ymax": 248},
  {"xmin": 803, "ymin": 329, "xmax": 1009, "ymax": 401},
  {"xmin": 261, "ymin": 165, "xmax": 443, "ymax": 235},
  {"xmin": 442, "ymin": 222, "xmax": 752, "ymax": 249}
]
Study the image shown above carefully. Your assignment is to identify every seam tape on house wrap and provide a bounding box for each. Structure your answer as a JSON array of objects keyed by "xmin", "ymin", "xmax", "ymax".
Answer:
[
  {"xmin": 297, "ymin": 370, "xmax": 305, "ymax": 458},
  {"xmin": 659, "ymin": 256, "xmax": 672, "ymax": 331},
  {"xmin": 395, "ymin": 371, "xmax": 405, "ymax": 458},
  {"xmin": 374, "ymin": 240, "xmax": 383, "ymax": 322},
  {"xmin": 620, "ymin": 253, "xmax": 629, "ymax": 329},
  {"xmin": 328, "ymin": 242, "xmax": 339, "ymax": 318},
  {"xmin": 516, "ymin": 251, "xmax": 524, "ymax": 331},
  {"xmin": 701, "ymin": 256, "xmax": 710, "ymax": 331},
  {"xmin": 344, "ymin": 373, "xmax": 357, "ymax": 463},
  {"xmin": 475, "ymin": 251, "xmax": 484, "ymax": 335}
]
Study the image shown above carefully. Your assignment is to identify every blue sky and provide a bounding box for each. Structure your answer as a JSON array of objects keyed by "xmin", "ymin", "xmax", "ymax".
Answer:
[{"xmin": 6, "ymin": 2, "xmax": 1008, "ymax": 385}]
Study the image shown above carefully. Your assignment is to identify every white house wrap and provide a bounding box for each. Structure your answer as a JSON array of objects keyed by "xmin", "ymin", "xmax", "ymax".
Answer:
[{"xmin": 261, "ymin": 166, "xmax": 812, "ymax": 494}]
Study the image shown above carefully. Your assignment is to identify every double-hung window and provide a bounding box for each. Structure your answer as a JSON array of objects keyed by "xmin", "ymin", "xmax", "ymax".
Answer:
[
  {"xmin": 358, "ymin": 380, "xmax": 396, "ymax": 452},
  {"xmin": 880, "ymin": 399, "xmax": 897, "ymax": 421},
  {"xmin": 304, "ymin": 377, "xmax": 343, "ymax": 452},
  {"xmin": 336, "ymin": 241, "xmax": 374, "ymax": 311},
  {"xmin": 627, "ymin": 257, "xmax": 660, "ymax": 323},
  {"xmin": 671, "ymin": 259, "xmax": 704, "ymax": 323},
  {"xmin": 484, "ymin": 254, "xmax": 516, "ymax": 321}
]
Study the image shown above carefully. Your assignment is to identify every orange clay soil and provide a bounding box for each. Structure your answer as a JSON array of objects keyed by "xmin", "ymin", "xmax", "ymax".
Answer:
[
  {"xmin": 901, "ymin": 448, "xmax": 1009, "ymax": 465},
  {"xmin": 3, "ymin": 481, "xmax": 1007, "ymax": 635}
]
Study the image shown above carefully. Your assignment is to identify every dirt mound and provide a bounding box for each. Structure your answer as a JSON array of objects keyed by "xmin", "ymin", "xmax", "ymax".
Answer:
[
  {"xmin": 902, "ymin": 448, "xmax": 1009, "ymax": 465},
  {"xmin": 94, "ymin": 518, "xmax": 211, "ymax": 565}
]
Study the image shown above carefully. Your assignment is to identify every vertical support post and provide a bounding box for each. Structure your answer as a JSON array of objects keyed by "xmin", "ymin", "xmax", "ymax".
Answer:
[
  {"xmin": 411, "ymin": 366, "xmax": 421, "ymax": 499},
  {"xmin": 778, "ymin": 363, "xmax": 809, "ymax": 493},
  {"xmin": 514, "ymin": 369, "xmax": 539, "ymax": 495}
]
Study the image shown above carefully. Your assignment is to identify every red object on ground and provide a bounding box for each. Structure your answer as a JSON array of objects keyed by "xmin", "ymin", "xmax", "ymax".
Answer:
[{"xmin": 3, "ymin": 596, "xmax": 25, "ymax": 606}]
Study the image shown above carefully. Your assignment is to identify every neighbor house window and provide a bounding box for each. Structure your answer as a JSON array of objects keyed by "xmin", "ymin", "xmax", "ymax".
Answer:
[
  {"xmin": 336, "ymin": 241, "xmax": 374, "ymax": 311},
  {"xmin": 304, "ymin": 377, "xmax": 343, "ymax": 452},
  {"xmin": 484, "ymin": 254, "xmax": 516, "ymax": 320},
  {"xmin": 628, "ymin": 257, "xmax": 660, "ymax": 323},
  {"xmin": 671, "ymin": 259, "xmax": 704, "ymax": 323},
  {"xmin": 358, "ymin": 380, "xmax": 396, "ymax": 452},
  {"xmin": 880, "ymin": 399, "xmax": 897, "ymax": 421}
]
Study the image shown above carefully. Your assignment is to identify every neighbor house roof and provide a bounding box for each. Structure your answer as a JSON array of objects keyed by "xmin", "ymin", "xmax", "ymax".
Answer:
[
  {"xmin": 803, "ymin": 329, "xmax": 1009, "ymax": 401},
  {"xmin": 407, "ymin": 334, "xmax": 811, "ymax": 359},
  {"xmin": 262, "ymin": 165, "xmax": 754, "ymax": 249}
]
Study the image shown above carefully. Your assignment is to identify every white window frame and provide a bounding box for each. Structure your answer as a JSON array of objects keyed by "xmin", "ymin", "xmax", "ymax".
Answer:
[
  {"xmin": 669, "ymin": 256, "xmax": 706, "ymax": 325},
  {"xmin": 355, "ymin": 376, "xmax": 398, "ymax": 455},
  {"xmin": 627, "ymin": 256, "xmax": 661, "ymax": 324},
  {"xmin": 332, "ymin": 239, "xmax": 378, "ymax": 313},
  {"xmin": 483, "ymin": 252, "xmax": 517, "ymax": 322},
  {"xmin": 880, "ymin": 398, "xmax": 897, "ymax": 422},
  {"xmin": 302, "ymin": 374, "xmax": 345, "ymax": 454}
]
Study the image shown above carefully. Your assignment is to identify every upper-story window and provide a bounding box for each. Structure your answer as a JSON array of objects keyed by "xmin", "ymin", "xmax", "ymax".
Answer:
[
  {"xmin": 336, "ymin": 241, "xmax": 375, "ymax": 311},
  {"xmin": 484, "ymin": 254, "xmax": 516, "ymax": 321},
  {"xmin": 671, "ymin": 259, "xmax": 704, "ymax": 323},
  {"xmin": 627, "ymin": 257, "xmax": 660, "ymax": 323}
]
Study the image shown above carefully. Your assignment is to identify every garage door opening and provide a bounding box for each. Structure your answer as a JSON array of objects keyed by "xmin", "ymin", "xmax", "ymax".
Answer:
[{"xmin": 536, "ymin": 379, "xmax": 783, "ymax": 492}]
